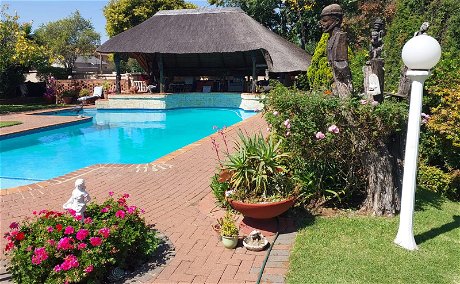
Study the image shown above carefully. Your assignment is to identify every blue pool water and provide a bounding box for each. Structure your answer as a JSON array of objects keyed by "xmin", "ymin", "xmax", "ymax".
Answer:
[{"xmin": 0, "ymin": 108, "xmax": 255, "ymax": 189}]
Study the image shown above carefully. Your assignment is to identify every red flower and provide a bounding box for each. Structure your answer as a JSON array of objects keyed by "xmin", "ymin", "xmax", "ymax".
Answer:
[
  {"xmin": 15, "ymin": 232, "xmax": 25, "ymax": 241},
  {"xmin": 84, "ymin": 217, "xmax": 93, "ymax": 224},
  {"xmin": 4, "ymin": 242, "xmax": 14, "ymax": 251},
  {"xmin": 56, "ymin": 224, "xmax": 63, "ymax": 232},
  {"xmin": 9, "ymin": 222, "xmax": 19, "ymax": 229}
]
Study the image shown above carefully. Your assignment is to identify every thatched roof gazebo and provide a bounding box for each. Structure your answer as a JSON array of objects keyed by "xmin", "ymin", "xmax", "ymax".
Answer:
[{"xmin": 97, "ymin": 7, "xmax": 311, "ymax": 93}]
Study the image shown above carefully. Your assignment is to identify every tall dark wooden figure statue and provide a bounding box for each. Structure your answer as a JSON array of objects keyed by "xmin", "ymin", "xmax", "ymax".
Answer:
[{"xmin": 319, "ymin": 4, "xmax": 353, "ymax": 98}]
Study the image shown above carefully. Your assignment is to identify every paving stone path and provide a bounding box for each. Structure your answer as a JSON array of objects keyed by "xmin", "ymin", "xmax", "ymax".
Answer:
[{"xmin": 0, "ymin": 110, "xmax": 297, "ymax": 283}]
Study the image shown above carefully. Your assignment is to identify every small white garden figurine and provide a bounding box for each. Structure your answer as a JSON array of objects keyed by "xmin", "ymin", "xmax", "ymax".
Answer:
[{"xmin": 63, "ymin": 179, "xmax": 91, "ymax": 218}]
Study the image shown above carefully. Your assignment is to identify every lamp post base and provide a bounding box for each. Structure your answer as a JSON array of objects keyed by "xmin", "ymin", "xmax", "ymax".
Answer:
[{"xmin": 394, "ymin": 232, "xmax": 418, "ymax": 251}]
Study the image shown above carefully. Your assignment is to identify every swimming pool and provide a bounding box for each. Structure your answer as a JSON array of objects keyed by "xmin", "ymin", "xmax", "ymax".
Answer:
[{"xmin": 0, "ymin": 108, "xmax": 255, "ymax": 189}]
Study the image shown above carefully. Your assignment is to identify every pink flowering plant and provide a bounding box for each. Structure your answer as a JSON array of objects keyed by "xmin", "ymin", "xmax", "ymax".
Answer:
[
  {"xmin": 3, "ymin": 193, "xmax": 158, "ymax": 284},
  {"xmin": 264, "ymin": 84, "xmax": 408, "ymax": 208}
]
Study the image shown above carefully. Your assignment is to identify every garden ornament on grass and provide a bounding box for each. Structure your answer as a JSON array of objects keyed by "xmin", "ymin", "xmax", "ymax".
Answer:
[
  {"xmin": 63, "ymin": 179, "xmax": 91, "ymax": 218},
  {"xmin": 319, "ymin": 4, "xmax": 353, "ymax": 98}
]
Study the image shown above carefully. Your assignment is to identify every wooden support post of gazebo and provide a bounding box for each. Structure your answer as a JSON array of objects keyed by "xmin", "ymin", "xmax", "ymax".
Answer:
[
  {"xmin": 114, "ymin": 53, "xmax": 121, "ymax": 94},
  {"xmin": 157, "ymin": 54, "xmax": 164, "ymax": 93},
  {"xmin": 251, "ymin": 51, "xmax": 257, "ymax": 93}
]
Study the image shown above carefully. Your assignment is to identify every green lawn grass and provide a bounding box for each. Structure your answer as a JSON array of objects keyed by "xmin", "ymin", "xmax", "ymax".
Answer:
[
  {"xmin": 287, "ymin": 189, "xmax": 460, "ymax": 284},
  {"xmin": 0, "ymin": 104, "xmax": 67, "ymax": 114},
  {"xmin": 0, "ymin": 121, "xmax": 22, "ymax": 128}
]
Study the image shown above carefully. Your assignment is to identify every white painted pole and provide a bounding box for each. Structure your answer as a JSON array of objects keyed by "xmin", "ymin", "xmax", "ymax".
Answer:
[{"xmin": 394, "ymin": 70, "xmax": 430, "ymax": 251}]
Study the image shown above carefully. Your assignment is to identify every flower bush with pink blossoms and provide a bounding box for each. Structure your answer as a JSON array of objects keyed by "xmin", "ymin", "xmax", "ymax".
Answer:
[
  {"xmin": 3, "ymin": 193, "xmax": 159, "ymax": 284},
  {"xmin": 264, "ymin": 83, "xmax": 408, "ymax": 208}
]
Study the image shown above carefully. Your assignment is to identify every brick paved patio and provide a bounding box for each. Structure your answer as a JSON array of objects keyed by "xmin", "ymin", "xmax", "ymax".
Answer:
[{"xmin": 0, "ymin": 110, "xmax": 297, "ymax": 283}]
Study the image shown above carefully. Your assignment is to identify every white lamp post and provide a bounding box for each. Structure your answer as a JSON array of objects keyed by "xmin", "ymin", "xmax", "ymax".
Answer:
[{"xmin": 394, "ymin": 34, "xmax": 441, "ymax": 250}]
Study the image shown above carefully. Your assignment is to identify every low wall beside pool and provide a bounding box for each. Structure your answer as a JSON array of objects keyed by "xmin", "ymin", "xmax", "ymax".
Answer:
[{"xmin": 95, "ymin": 92, "xmax": 264, "ymax": 111}]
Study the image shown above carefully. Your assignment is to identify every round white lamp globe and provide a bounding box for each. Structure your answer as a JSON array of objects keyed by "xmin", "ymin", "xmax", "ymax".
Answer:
[{"xmin": 402, "ymin": 34, "xmax": 441, "ymax": 70}]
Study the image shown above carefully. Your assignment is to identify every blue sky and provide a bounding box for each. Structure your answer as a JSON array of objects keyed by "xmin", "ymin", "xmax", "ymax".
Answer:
[{"xmin": 3, "ymin": 0, "xmax": 210, "ymax": 43}]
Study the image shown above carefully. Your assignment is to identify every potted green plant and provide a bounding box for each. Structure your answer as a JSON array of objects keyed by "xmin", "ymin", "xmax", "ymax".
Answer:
[
  {"xmin": 60, "ymin": 89, "xmax": 78, "ymax": 104},
  {"xmin": 220, "ymin": 211, "xmax": 239, "ymax": 249},
  {"xmin": 79, "ymin": 88, "xmax": 91, "ymax": 98},
  {"xmin": 216, "ymin": 132, "xmax": 297, "ymax": 219}
]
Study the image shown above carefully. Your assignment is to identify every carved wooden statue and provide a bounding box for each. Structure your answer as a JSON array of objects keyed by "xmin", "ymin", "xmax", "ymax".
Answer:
[
  {"xmin": 364, "ymin": 18, "xmax": 385, "ymax": 101},
  {"xmin": 319, "ymin": 4, "xmax": 353, "ymax": 98},
  {"xmin": 370, "ymin": 18, "xmax": 385, "ymax": 60}
]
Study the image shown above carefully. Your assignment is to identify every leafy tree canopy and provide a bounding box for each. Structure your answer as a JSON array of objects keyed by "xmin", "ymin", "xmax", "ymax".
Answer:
[
  {"xmin": 104, "ymin": 0, "xmax": 197, "ymax": 37},
  {"xmin": 0, "ymin": 5, "xmax": 50, "ymax": 74},
  {"xmin": 0, "ymin": 5, "xmax": 50, "ymax": 97},
  {"xmin": 34, "ymin": 11, "xmax": 100, "ymax": 74}
]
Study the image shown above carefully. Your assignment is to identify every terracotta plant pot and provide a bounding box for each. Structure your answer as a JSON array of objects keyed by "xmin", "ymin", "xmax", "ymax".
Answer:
[
  {"xmin": 228, "ymin": 197, "xmax": 296, "ymax": 219},
  {"xmin": 221, "ymin": 236, "xmax": 238, "ymax": 249},
  {"xmin": 62, "ymin": 97, "xmax": 73, "ymax": 104}
]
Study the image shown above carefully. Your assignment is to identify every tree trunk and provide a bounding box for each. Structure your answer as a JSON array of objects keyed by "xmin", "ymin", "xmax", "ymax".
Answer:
[{"xmin": 360, "ymin": 138, "xmax": 403, "ymax": 216}]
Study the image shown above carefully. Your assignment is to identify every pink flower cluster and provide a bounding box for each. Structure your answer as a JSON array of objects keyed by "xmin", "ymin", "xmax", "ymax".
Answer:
[
  {"xmin": 90, "ymin": 237, "xmax": 102, "ymax": 247},
  {"xmin": 421, "ymin": 113, "xmax": 431, "ymax": 124},
  {"xmin": 31, "ymin": 247, "xmax": 48, "ymax": 265},
  {"xmin": 57, "ymin": 237, "xmax": 73, "ymax": 250},
  {"xmin": 360, "ymin": 99, "xmax": 379, "ymax": 106},
  {"xmin": 54, "ymin": 254, "xmax": 79, "ymax": 271},
  {"xmin": 76, "ymin": 229, "xmax": 89, "ymax": 241},
  {"xmin": 98, "ymin": 227, "xmax": 110, "ymax": 238},
  {"xmin": 64, "ymin": 226, "xmax": 74, "ymax": 235},
  {"xmin": 115, "ymin": 210, "xmax": 126, "ymax": 219},
  {"xmin": 283, "ymin": 119, "xmax": 291, "ymax": 137},
  {"xmin": 315, "ymin": 125, "xmax": 340, "ymax": 140}
]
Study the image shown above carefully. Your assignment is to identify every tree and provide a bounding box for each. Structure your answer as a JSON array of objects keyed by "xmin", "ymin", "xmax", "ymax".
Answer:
[
  {"xmin": 306, "ymin": 33, "xmax": 332, "ymax": 90},
  {"xmin": 0, "ymin": 5, "xmax": 50, "ymax": 97},
  {"xmin": 104, "ymin": 0, "xmax": 197, "ymax": 37},
  {"xmin": 34, "ymin": 11, "xmax": 100, "ymax": 75}
]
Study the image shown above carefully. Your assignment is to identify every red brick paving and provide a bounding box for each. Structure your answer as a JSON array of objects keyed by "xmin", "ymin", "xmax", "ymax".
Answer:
[{"xmin": 0, "ymin": 110, "xmax": 296, "ymax": 283}]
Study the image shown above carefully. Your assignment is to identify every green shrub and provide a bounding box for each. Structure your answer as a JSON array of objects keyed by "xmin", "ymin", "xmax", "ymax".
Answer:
[
  {"xmin": 384, "ymin": 0, "xmax": 460, "ymax": 92},
  {"xmin": 3, "ymin": 193, "xmax": 159, "ymax": 284},
  {"xmin": 210, "ymin": 174, "xmax": 230, "ymax": 208},
  {"xmin": 418, "ymin": 163, "xmax": 459, "ymax": 200},
  {"xmin": 79, "ymin": 89, "xmax": 91, "ymax": 97},
  {"xmin": 264, "ymin": 84, "xmax": 408, "ymax": 208},
  {"xmin": 219, "ymin": 211, "xmax": 238, "ymax": 237},
  {"xmin": 60, "ymin": 90, "xmax": 78, "ymax": 98},
  {"xmin": 307, "ymin": 33, "xmax": 333, "ymax": 91},
  {"xmin": 349, "ymin": 48, "xmax": 368, "ymax": 94}
]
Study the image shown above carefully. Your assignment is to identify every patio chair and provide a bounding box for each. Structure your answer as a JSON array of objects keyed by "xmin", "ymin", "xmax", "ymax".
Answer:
[
  {"xmin": 78, "ymin": 86, "xmax": 103, "ymax": 104},
  {"xmin": 133, "ymin": 81, "xmax": 148, "ymax": 92}
]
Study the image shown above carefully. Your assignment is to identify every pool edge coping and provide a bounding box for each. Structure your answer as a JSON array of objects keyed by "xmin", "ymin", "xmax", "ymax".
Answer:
[{"xmin": 0, "ymin": 113, "xmax": 262, "ymax": 196}]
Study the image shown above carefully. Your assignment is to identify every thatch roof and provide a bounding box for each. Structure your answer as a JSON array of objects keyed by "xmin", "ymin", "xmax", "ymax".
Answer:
[{"xmin": 97, "ymin": 8, "xmax": 311, "ymax": 76}]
